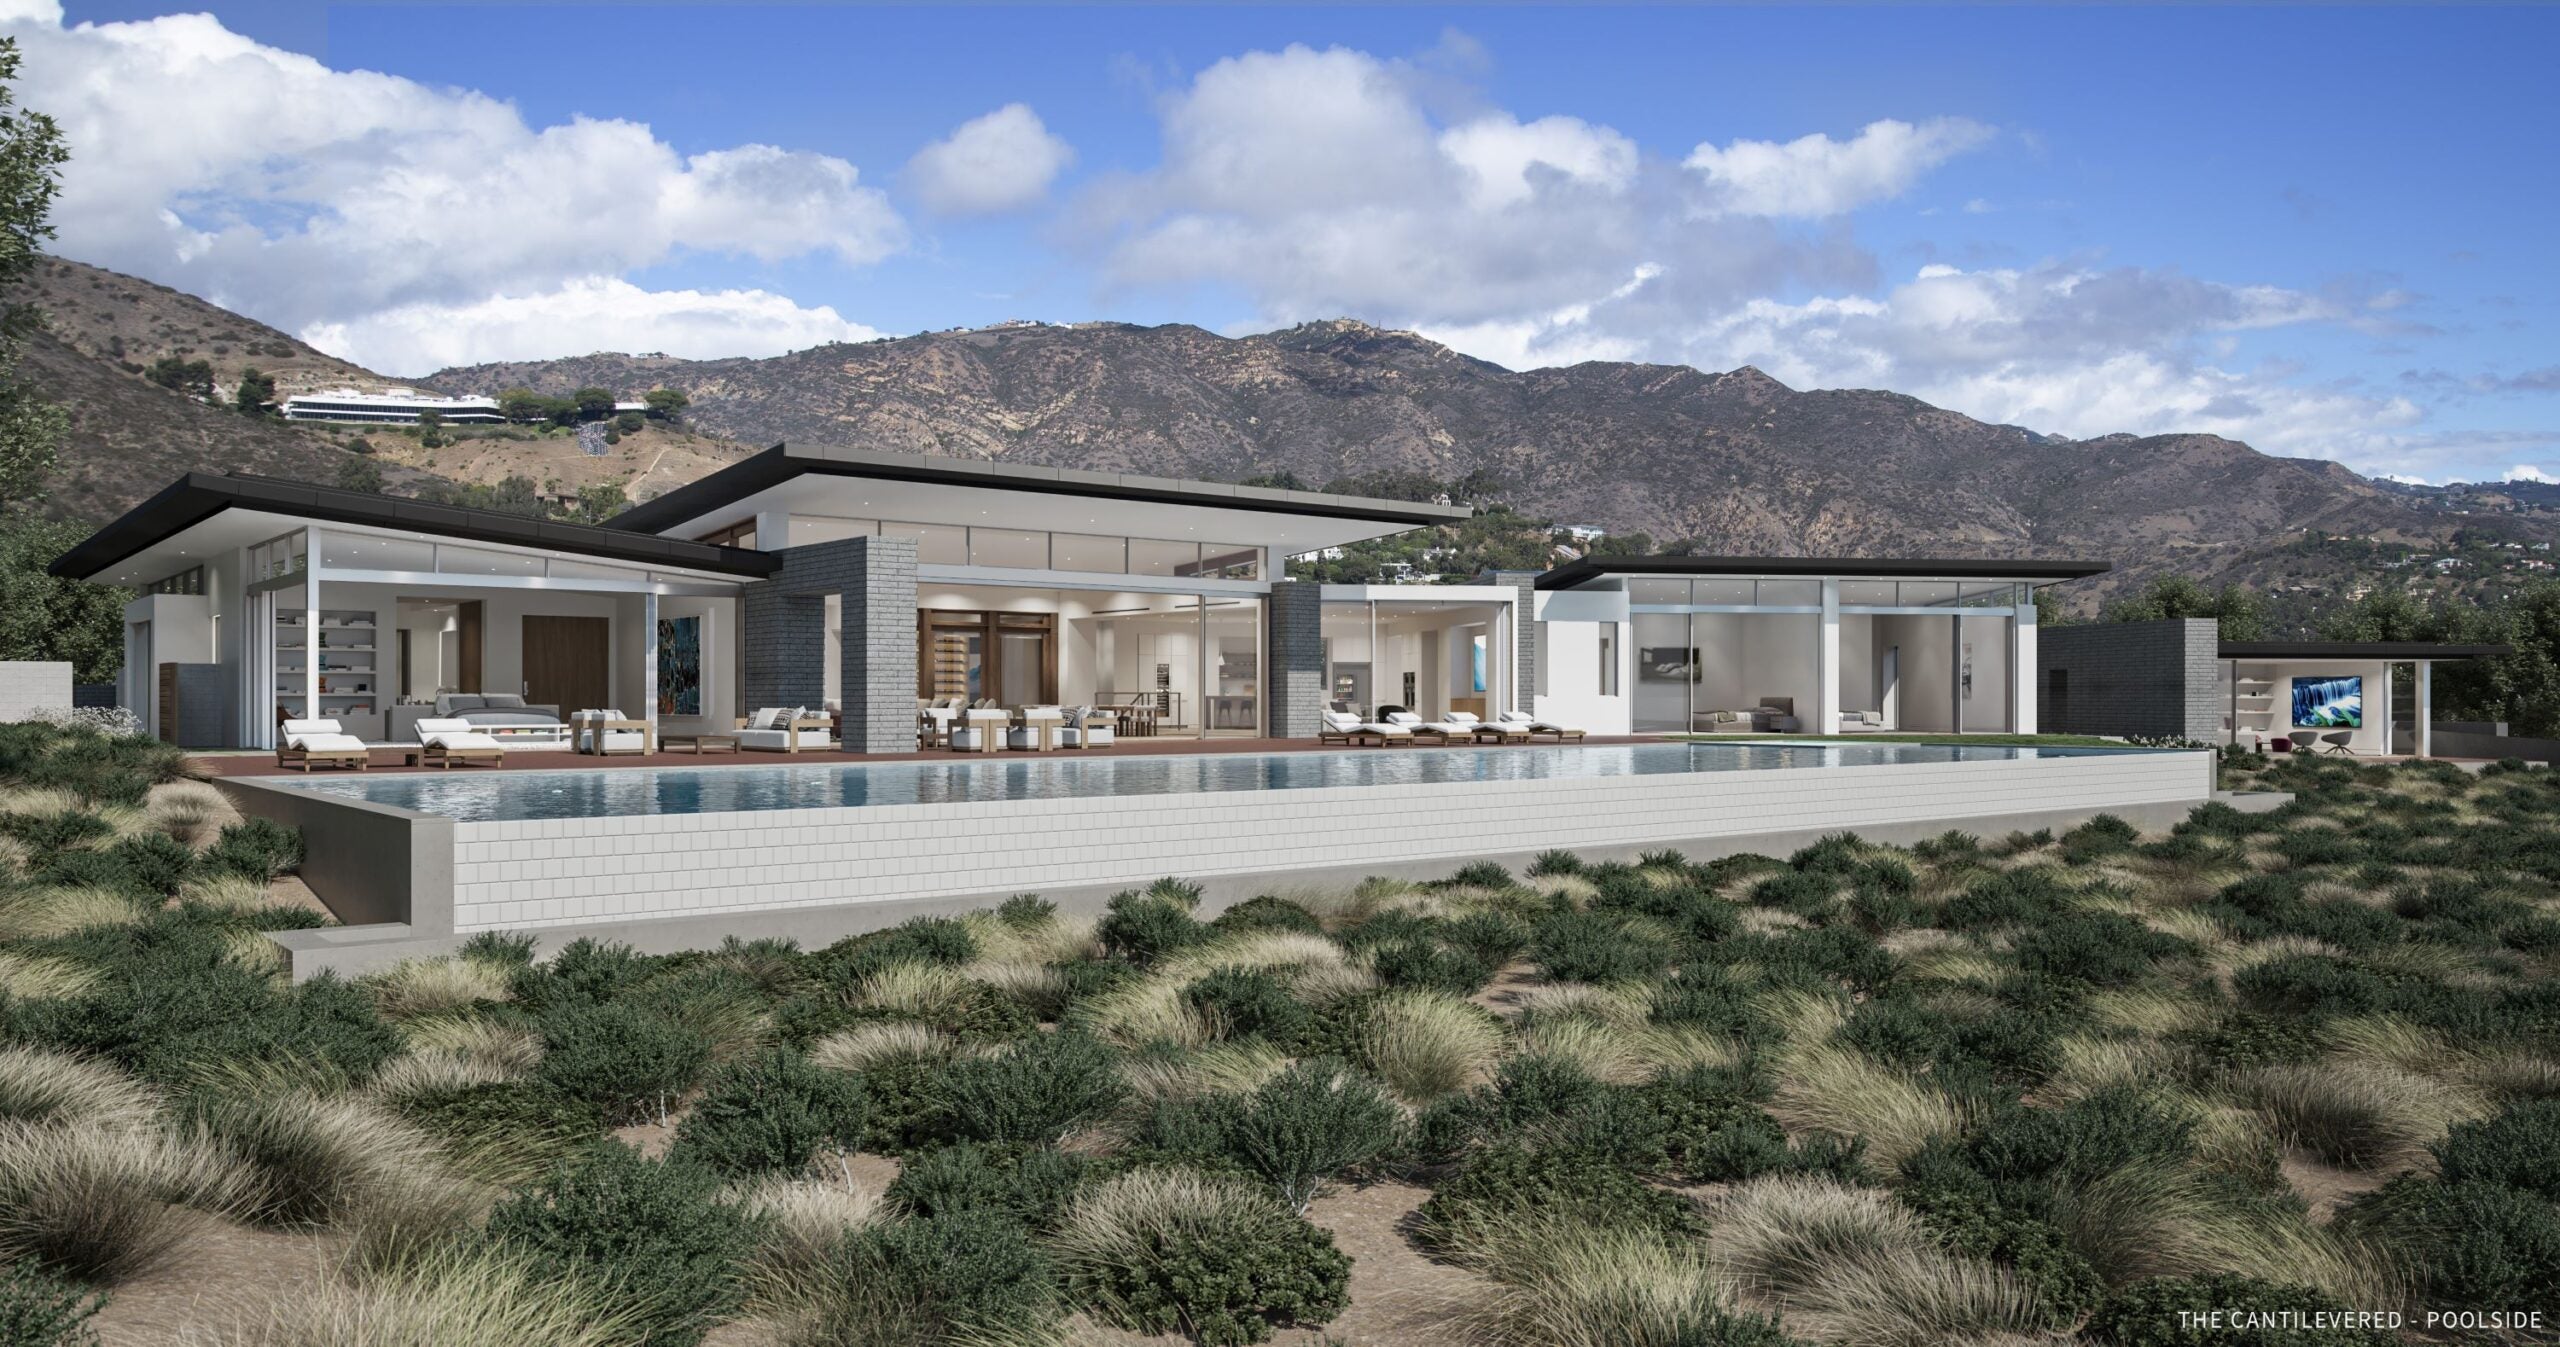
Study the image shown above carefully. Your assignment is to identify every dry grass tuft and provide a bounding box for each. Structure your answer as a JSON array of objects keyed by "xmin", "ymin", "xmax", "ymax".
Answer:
[
  {"xmin": 0, "ymin": 948, "xmax": 101, "ymax": 1000},
  {"xmin": 1769, "ymin": 1043, "xmax": 1980, "ymax": 1172},
  {"xmin": 1357, "ymin": 989, "xmax": 1507, "ymax": 1103},
  {"xmin": 1119, "ymin": 1041, "xmax": 1293, "ymax": 1104},
  {"xmin": 736, "ymin": 1172, "xmax": 888, "ymax": 1309},
  {"xmin": 146, "ymin": 780, "xmax": 241, "ymax": 848},
  {"xmin": 807, "ymin": 1020, "xmax": 977, "ymax": 1075},
  {"xmin": 1706, "ymin": 1175, "xmax": 2055, "ymax": 1347},
  {"xmin": 397, "ymin": 1017, "xmax": 543, "ymax": 1071},
  {"xmin": 363, "ymin": 956, "xmax": 514, "ymax": 1020},
  {"xmin": 0, "ymin": 1120, "xmax": 252, "ymax": 1283},
  {"xmin": 962, "ymin": 959, "xmax": 1073, "ymax": 1017},
  {"xmin": 0, "ymin": 884, "xmax": 146, "ymax": 940},
  {"xmin": 194, "ymin": 1083, "xmax": 473, "ymax": 1231},
  {"xmin": 2237, "ymin": 1062, "xmax": 2488, "ymax": 1172},
  {"xmin": 1050, "ymin": 1169, "xmax": 1311, "ymax": 1333},
  {"xmin": 176, "ymin": 872, "xmax": 286, "ymax": 913},
  {"xmin": 0, "ymin": 1045, "xmax": 163, "ymax": 1131},
  {"xmin": 1447, "ymin": 1209, "xmax": 1766, "ymax": 1347},
  {"xmin": 187, "ymin": 1244, "xmax": 631, "ymax": 1347}
]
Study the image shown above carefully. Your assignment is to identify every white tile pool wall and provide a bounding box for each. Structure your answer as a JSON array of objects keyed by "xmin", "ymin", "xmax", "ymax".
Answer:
[{"xmin": 447, "ymin": 749, "xmax": 2211, "ymax": 933}]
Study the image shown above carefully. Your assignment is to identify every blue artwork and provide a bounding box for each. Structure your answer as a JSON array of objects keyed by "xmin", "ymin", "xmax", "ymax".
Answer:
[
  {"xmin": 656, "ymin": 615, "xmax": 702, "ymax": 717},
  {"xmin": 1471, "ymin": 634, "xmax": 1487, "ymax": 694},
  {"xmin": 2292, "ymin": 675, "xmax": 2361, "ymax": 729}
]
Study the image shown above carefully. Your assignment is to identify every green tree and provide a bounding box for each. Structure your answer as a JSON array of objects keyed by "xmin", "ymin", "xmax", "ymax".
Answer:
[
  {"xmin": 0, "ymin": 513, "xmax": 125, "ymax": 681},
  {"xmin": 415, "ymin": 408, "xmax": 445, "ymax": 449},
  {"xmin": 335, "ymin": 454, "xmax": 383, "ymax": 494},
  {"xmin": 642, "ymin": 387, "xmax": 689, "ymax": 420},
  {"xmin": 233, "ymin": 365, "xmax": 275, "ymax": 415},
  {"xmin": 2102, "ymin": 575, "xmax": 2266, "ymax": 641},
  {"xmin": 569, "ymin": 482, "xmax": 628, "ymax": 524},
  {"xmin": 1238, "ymin": 470, "xmax": 1307, "ymax": 491},
  {"xmin": 497, "ymin": 387, "xmax": 548, "ymax": 423},
  {"xmin": 573, "ymin": 387, "xmax": 615, "ymax": 422},
  {"xmin": 144, "ymin": 355, "xmax": 214, "ymax": 400}
]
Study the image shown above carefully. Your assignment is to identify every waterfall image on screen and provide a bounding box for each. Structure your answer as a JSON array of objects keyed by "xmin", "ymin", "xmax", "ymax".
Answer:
[{"xmin": 2292, "ymin": 676, "xmax": 2362, "ymax": 729}]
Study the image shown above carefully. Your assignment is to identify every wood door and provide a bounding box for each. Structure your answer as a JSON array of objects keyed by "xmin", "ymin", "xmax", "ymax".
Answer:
[
  {"xmin": 456, "ymin": 601, "xmax": 485, "ymax": 693},
  {"xmin": 522, "ymin": 615, "xmax": 610, "ymax": 713}
]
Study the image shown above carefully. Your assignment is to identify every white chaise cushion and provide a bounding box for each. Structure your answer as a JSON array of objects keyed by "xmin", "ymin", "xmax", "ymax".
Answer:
[
  {"xmin": 1384, "ymin": 711, "xmax": 1422, "ymax": 726},
  {"xmin": 414, "ymin": 718, "xmax": 501, "ymax": 749},
  {"xmin": 1323, "ymin": 710, "xmax": 1363, "ymax": 731},
  {"xmin": 280, "ymin": 718, "xmax": 341, "ymax": 738},
  {"xmin": 1497, "ymin": 710, "xmax": 1535, "ymax": 724},
  {"xmin": 1444, "ymin": 711, "xmax": 1481, "ymax": 725}
]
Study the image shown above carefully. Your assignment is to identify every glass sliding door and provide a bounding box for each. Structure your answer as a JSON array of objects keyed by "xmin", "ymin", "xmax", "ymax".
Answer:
[{"xmin": 1204, "ymin": 598, "xmax": 1262, "ymax": 735}]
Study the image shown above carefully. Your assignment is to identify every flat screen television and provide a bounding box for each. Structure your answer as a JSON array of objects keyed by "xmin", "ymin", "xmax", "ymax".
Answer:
[{"xmin": 2291, "ymin": 675, "xmax": 2362, "ymax": 729}]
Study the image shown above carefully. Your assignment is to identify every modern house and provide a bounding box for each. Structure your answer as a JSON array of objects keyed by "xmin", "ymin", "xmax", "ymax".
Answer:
[
  {"xmin": 56, "ymin": 443, "xmax": 2143, "ymax": 754},
  {"xmin": 279, "ymin": 389, "xmax": 510, "ymax": 426},
  {"xmin": 2038, "ymin": 619, "xmax": 2507, "ymax": 755}
]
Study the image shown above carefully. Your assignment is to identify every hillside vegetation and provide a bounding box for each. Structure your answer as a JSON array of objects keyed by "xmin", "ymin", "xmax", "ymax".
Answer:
[{"xmin": 4, "ymin": 726, "xmax": 2558, "ymax": 1344}]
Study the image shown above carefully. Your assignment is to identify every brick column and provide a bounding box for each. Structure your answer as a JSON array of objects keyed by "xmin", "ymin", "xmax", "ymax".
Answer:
[
  {"xmin": 838, "ymin": 536, "xmax": 917, "ymax": 754},
  {"xmin": 1488, "ymin": 570, "xmax": 1540, "ymax": 711},
  {"xmin": 1266, "ymin": 581, "xmax": 1325, "ymax": 738},
  {"xmin": 741, "ymin": 585, "xmax": 825, "ymax": 713}
]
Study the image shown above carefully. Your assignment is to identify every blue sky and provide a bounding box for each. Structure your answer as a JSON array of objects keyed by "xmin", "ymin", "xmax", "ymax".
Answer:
[{"xmin": 20, "ymin": 1, "xmax": 2559, "ymax": 483}]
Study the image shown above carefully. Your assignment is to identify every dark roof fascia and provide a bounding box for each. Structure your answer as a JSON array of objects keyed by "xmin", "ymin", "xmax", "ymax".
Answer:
[
  {"xmin": 603, "ymin": 444, "xmax": 1474, "ymax": 536},
  {"xmin": 1535, "ymin": 554, "xmax": 2114, "ymax": 590},
  {"xmin": 49, "ymin": 473, "xmax": 780, "ymax": 581},
  {"xmin": 2218, "ymin": 641, "xmax": 2512, "ymax": 661}
]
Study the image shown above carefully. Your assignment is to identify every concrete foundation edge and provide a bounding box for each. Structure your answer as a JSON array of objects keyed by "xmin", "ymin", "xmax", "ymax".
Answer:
[{"xmin": 270, "ymin": 793, "xmax": 2208, "ymax": 980}]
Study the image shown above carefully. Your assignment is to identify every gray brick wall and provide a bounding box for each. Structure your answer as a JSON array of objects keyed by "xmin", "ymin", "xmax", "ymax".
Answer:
[
  {"xmin": 2038, "ymin": 619, "xmax": 2220, "ymax": 740},
  {"xmin": 1488, "ymin": 570, "xmax": 1541, "ymax": 707},
  {"xmin": 743, "ymin": 535, "xmax": 919, "ymax": 752},
  {"xmin": 1266, "ymin": 581, "xmax": 1324, "ymax": 737}
]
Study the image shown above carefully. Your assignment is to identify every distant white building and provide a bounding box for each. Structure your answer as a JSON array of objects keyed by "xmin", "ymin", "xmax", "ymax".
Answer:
[
  {"xmin": 1561, "ymin": 524, "xmax": 1608, "ymax": 542},
  {"xmin": 281, "ymin": 388, "xmax": 506, "ymax": 426}
]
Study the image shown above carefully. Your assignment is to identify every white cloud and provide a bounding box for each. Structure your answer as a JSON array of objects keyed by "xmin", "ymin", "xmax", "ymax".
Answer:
[
  {"xmin": 2, "ymin": 5, "xmax": 901, "ymax": 358},
  {"xmin": 1684, "ymin": 117, "xmax": 1994, "ymax": 218},
  {"xmin": 2506, "ymin": 465, "xmax": 2556, "ymax": 484},
  {"xmin": 300, "ymin": 277, "xmax": 884, "ymax": 376},
  {"xmin": 903, "ymin": 104, "xmax": 1074, "ymax": 216},
  {"xmin": 1086, "ymin": 43, "xmax": 1891, "ymax": 330}
]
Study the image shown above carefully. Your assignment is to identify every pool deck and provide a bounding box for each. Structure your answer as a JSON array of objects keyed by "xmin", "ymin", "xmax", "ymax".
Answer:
[{"xmin": 193, "ymin": 734, "xmax": 1658, "ymax": 778}]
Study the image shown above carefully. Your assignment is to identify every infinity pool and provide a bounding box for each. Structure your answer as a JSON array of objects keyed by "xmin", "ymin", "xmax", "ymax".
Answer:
[{"xmin": 269, "ymin": 741, "xmax": 2163, "ymax": 824}]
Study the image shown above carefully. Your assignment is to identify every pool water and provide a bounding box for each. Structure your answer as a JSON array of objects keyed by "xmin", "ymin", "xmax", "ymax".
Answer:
[{"xmin": 268, "ymin": 742, "xmax": 2167, "ymax": 824}]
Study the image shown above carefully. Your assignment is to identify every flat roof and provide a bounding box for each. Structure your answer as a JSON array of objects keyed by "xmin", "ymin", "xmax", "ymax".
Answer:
[
  {"xmin": 605, "ymin": 443, "xmax": 1473, "ymax": 547},
  {"xmin": 1536, "ymin": 554, "xmax": 2112, "ymax": 590},
  {"xmin": 50, "ymin": 473, "xmax": 779, "ymax": 583},
  {"xmin": 2220, "ymin": 641, "xmax": 2511, "ymax": 660}
]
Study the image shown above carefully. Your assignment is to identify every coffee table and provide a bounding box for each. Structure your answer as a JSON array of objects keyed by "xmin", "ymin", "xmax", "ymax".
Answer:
[{"xmin": 662, "ymin": 733, "xmax": 738, "ymax": 754}]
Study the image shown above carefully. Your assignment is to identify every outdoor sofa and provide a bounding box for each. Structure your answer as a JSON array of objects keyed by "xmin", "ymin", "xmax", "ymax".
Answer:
[{"xmin": 737, "ymin": 707, "xmax": 836, "ymax": 753}]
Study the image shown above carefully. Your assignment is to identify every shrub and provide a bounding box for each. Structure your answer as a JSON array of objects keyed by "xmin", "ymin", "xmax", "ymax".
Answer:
[
  {"xmin": 1532, "ymin": 910, "xmax": 1669, "ymax": 983},
  {"xmin": 1053, "ymin": 1169, "xmax": 1350, "ymax": 1346},
  {"xmin": 1527, "ymin": 849, "xmax": 1583, "ymax": 876},
  {"xmin": 668, "ymin": 1049, "xmax": 866, "ymax": 1179},
  {"xmin": 513, "ymin": 938, "xmax": 655, "ymax": 1011},
  {"xmin": 815, "ymin": 1209, "xmax": 1057, "ymax": 1343},
  {"xmin": 1447, "ymin": 860, "xmax": 1514, "ymax": 889},
  {"xmin": 392, "ymin": 1081, "xmax": 600, "ymax": 1186},
  {"xmin": 887, "ymin": 1142, "xmax": 1089, "ymax": 1230},
  {"xmin": 534, "ymin": 1001, "xmax": 712, "ymax": 1126},
  {"xmin": 2431, "ymin": 1099, "xmax": 2560, "ymax": 1201},
  {"xmin": 1181, "ymin": 966, "xmax": 1315, "ymax": 1045},
  {"xmin": 995, "ymin": 893, "xmax": 1055, "ymax": 928},
  {"xmin": 2082, "ymin": 1272, "xmax": 2394, "ymax": 1346},
  {"xmin": 1223, "ymin": 1059, "xmax": 1401, "ymax": 1214},
  {"xmin": 1370, "ymin": 938, "xmax": 1496, "ymax": 997},
  {"xmin": 202, "ymin": 817, "xmax": 302, "ymax": 881},
  {"xmin": 1210, "ymin": 896, "xmax": 1323, "ymax": 936},
  {"xmin": 2061, "ymin": 813, "xmax": 2140, "ymax": 863},
  {"xmin": 1941, "ymin": 868, "xmax": 2073, "ymax": 930},
  {"xmin": 484, "ymin": 1144, "xmax": 758, "ymax": 1347},
  {"xmin": 2341, "ymin": 1177, "xmax": 2560, "ymax": 1311},
  {"xmin": 934, "ymin": 1030, "xmax": 1124, "ymax": 1145},
  {"xmin": 1098, "ymin": 892, "xmax": 1205, "ymax": 965},
  {"xmin": 0, "ymin": 1258, "xmax": 103, "ymax": 1347},
  {"xmin": 2010, "ymin": 912, "xmax": 2182, "ymax": 987},
  {"xmin": 1419, "ymin": 1145, "xmax": 1706, "ymax": 1252}
]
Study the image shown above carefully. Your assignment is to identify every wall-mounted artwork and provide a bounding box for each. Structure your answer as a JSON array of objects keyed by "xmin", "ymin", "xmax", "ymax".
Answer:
[
  {"xmin": 1471, "ymin": 634, "xmax": 1488, "ymax": 694},
  {"xmin": 656, "ymin": 615, "xmax": 702, "ymax": 717},
  {"xmin": 2292, "ymin": 675, "xmax": 2362, "ymax": 729},
  {"xmin": 1639, "ymin": 647, "xmax": 1698, "ymax": 682}
]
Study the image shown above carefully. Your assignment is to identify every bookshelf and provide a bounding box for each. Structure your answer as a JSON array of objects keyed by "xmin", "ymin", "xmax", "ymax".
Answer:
[{"xmin": 276, "ymin": 607, "xmax": 383, "ymax": 738}]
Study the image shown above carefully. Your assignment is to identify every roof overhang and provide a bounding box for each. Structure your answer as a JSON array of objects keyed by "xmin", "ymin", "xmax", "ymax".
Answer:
[
  {"xmin": 2219, "ymin": 641, "xmax": 2511, "ymax": 661},
  {"xmin": 1535, "ymin": 554, "xmax": 2112, "ymax": 590},
  {"xmin": 49, "ymin": 473, "xmax": 779, "ymax": 585},
  {"xmin": 605, "ymin": 444, "xmax": 1471, "ymax": 554}
]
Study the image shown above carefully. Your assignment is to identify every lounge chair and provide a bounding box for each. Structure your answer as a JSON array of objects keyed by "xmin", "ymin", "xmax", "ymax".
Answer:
[
  {"xmin": 1497, "ymin": 709, "xmax": 1586, "ymax": 742},
  {"xmin": 1467, "ymin": 713, "xmax": 1532, "ymax": 744},
  {"xmin": 737, "ymin": 707, "xmax": 836, "ymax": 753},
  {"xmin": 277, "ymin": 718, "xmax": 370, "ymax": 772},
  {"xmin": 1319, "ymin": 709, "xmax": 1411, "ymax": 746},
  {"xmin": 409, "ymin": 717, "xmax": 506, "ymax": 768}
]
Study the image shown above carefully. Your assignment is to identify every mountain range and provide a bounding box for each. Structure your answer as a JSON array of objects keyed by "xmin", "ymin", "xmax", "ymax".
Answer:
[{"xmin": 17, "ymin": 254, "xmax": 2548, "ymax": 605}]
